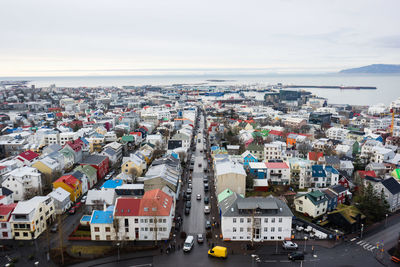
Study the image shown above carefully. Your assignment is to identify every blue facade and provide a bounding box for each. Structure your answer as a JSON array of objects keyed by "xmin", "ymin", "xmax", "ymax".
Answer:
[{"xmin": 243, "ymin": 153, "xmax": 258, "ymax": 168}]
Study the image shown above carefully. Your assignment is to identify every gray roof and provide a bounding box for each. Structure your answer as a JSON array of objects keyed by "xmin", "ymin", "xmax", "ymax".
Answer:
[
  {"xmin": 219, "ymin": 194, "xmax": 293, "ymax": 217},
  {"xmin": 81, "ymin": 154, "xmax": 108, "ymax": 165},
  {"xmin": 103, "ymin": 147, "xmax": 116, "ymax": 156},
  {"xmin": 325, "ymin": 156, "xmax": 340, "ymax": 165}
]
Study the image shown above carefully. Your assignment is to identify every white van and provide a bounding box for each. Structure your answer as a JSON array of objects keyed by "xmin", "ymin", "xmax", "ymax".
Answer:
[{"xmin": 183, "ymin": 235, "xmax": 195, "ymax": 252}]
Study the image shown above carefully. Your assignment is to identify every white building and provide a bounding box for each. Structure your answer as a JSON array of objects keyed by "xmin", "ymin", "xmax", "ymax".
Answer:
[
  {"xmin": 10, "ymin": 196, "xmax": 55, "ymax": 240},
  {"xmin": 2, "ymin": 167, "xmax": 42, "ymax": 201},
  {"xmin": 48, "ymin": 187, "xmax": 71, "ymax": 214},
  {"xmin": 264, "ymin": 142, "xmax": 284, "ymax": 161},
  {"xmin": 325, "ymin": 127, "xmax": 349, "ymax": 141},
  {"xmin": 219, "ymin": 194, "xmax": 293, "ymax": 242},
  {"xmin": 294, "ymin": 190, "xmax": 328, "ymax": 218}
]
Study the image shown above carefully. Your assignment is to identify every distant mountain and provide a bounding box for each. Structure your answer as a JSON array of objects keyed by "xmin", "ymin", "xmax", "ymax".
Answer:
[{"xmin": 340, "ymin": 64, "xmax": 400, "ymax": 73}]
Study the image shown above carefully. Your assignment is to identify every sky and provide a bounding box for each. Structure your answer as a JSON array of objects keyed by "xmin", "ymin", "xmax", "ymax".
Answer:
[{"xmin": 0, "ymin": 0, "xmax": 399, "ymax": 77}]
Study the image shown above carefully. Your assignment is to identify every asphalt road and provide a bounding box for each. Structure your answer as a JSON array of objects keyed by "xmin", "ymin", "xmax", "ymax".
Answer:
[{"xmin": 183, "ymin": 115, "xmax": 208, "ymax": 236}]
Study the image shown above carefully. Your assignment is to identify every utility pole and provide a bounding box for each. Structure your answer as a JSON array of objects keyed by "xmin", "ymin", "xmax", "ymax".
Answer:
[{"xmin": 58, "ymin": 214, "xmax": 64, "ymax": 266}]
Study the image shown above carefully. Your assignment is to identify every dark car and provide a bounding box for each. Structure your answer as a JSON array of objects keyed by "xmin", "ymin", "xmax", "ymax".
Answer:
[
  {"xmin": 203, "ymin": 177, "xmax": 208, "ymax": 183},
  {"xmin": 288, "ymin": 252, "xmax": 304, "ymax": 261},
  {"xmin": 204, "ymin": 196, "xmax": 209, "ymax": 204},
  {"xmin": 204, "ymin": 183, "xmax": 209, "ymax": 191},
  {"xmin": 185, "ymin": 201, "xmax": 192, "ymax": 209},
  {"xmin": 185, "ymin": 207, "xmax": 190, "ymax": 215}
]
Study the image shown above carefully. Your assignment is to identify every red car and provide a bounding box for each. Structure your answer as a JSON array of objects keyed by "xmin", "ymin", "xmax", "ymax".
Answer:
[
  {"xmin": 68, "ymin": 207, "xmax": 76, "ymax": 215},
  {"xmin": 74, "ymin": 202, "xmax": 82, "ymax": 209}
]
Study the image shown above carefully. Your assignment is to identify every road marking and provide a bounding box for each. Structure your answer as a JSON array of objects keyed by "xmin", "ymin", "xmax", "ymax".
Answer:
[
  {"xmin": 264, "ymin": 260, "xmax": 277, "ymax": 262},
  {"xmin": 356, "ymin": 240, "xmax": 364, "ymax": 245},
  {"xmin": 280, "ymin": 260, "xmax": 290, "ymax": 263},
  {"xmin": 350, "ymin": 237, "xmax": 357, "ymax": 242},
  {"xmin": 364, "ymin": 244, "xmax": 373, "ymax": 250}
]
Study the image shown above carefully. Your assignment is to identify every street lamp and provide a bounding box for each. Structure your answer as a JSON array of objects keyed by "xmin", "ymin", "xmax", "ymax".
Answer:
[
  {"xmin": 304, "ymin": 236, "xmax": 308, "ymax": 252},
  {"xmin": 116, "ymin": 242, "xmax": 120, "ymax": 261},
  {"xmin": 335, "ymin": 230, "xmax": 338, "ymax": 245}
]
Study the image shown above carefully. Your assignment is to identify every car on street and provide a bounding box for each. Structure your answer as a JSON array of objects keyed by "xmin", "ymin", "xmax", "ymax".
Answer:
[
  {"xmin": 74, "ymin": 202, "xmax": 82, "ymax": 209},
  {"xmin": 196, "ymin": 194, "xmax": 201, "ymax": 200},
  {"xmin": 205, "ymin": 220, "xmax": 211, "ymax": 229},
  {"xmin": 183, "ymin": 235, "xmax": 195, "ymax": 252},
  {"xmin": 204, "ymin": 197, "xmax": 209, "ymax": 204},
  {"xmin": 81, "ymin": 196, "xmax": 87, "ymax": 204},
  {"xmin": 185, "ymin": 207, "xmax": 190, "ymax": 215},
  {"xmin": 187, "ymin": 188, "xmax": 192, "ymax": 194},
  {"xmin": 188, "ymin": 183, "xmax": 192, "ymax": 189},
  {"xmin": 68, "ymin": 207, "xmax": 76, "ymax": 215},
  {"xmin": 204, "ymin": 205, "xmax": 210, "ymax": 214},
  {"xmin": 204, "ymin": 183, "xmax": 209, "ymax": 191},
  {"xmin": 288, "ymin": 252, "xmax": 304, "ymax": 261},
  {"xmin": 197, "ymin": 234, "xmax": 204, "ymax": 244},
  {"xmin": 50, "ymin": 223, "xmax": 58, "ymax": 233},
  {"xmin": 208, "ymin": 246, "xmax": 228, "ymax": 258},
  {"xmin": 282, "ymin": 241, "xmax": 298, "ymax": 250},
  {"xmin": 185, "ymin": 201, "xmax": 192, "ymax": 209}
]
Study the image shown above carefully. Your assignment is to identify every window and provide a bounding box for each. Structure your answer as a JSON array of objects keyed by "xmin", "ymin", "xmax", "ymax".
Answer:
[
  {"xmin": 240, "ymin": 218, "xmax": 244, "ymax": 223},
  {"xmin": 125, "ymin": 219, "xmax": 129, "ymax": 227},
  {"xmin": 299, "ymin": 207, "xmax": 303, "ymax": 211},
  {"xmin": 264, "ymin": 227, "xmax": 268, "ymax": 232},
  {"xmin": 1, "ymin": 223, "xmax": 6, "ymax": 228},
  {"xmin": 150, "ymin": 219, "xmax": 153, "ymax": 223},
  {"xmin": 134, "ymin": 218, "xmax": 138, "ymax": 224},
  {"xmin": 105, "ymin": 227, "xmax": 110, "ymax": 232},
  {"xmin": 163, "ymin": 219, "xmax": 166, "ymax": 223},
  {"xmin": 247, "ymin": 227, "xmax": 251, "ymax": 232},
  {"xmin": 247, "ymin": 218, "xmax": 251, "ymax": 223},
  {"xmin": 233, "ymin": 227, "xmax": 237, "ymax": 232},
  {"xmin": 150, "ymin": 228, "xmax": 153, "ymax": 231},
  {"xmin": 271, "ymin": 227, "xmax": 275, "ymax": 232},
  {"xmin": 240, "ymin": 236, "xmax": 244, "ymax": 239},
  {"xmin": 15, "ymin": 232, "xmax": 19, "ymax": 237},
  {"xmin": 125, "ymin": 227, "xmax": 129, "ymax": 233},
  {"xmin": 94, "ymin": 227, "xmax": 100, "ymax": 232},
  {"xmin": 95, "ymin": 235, "xmax": 100, "ymax": 240},
  {"xmin": 271, "ymin": 218, "xmax": 275, "ymax": 223},
  {"xmin": 278, "ymin": 218, "xmax": 282, "ymax": 223},
  {"xmin": 233, "ymin": 218, "xmax": 236, "ymax": 223},
  {"xmin": 23, "ymin": 232, "xmax": 28, "ymax": 237},
  {"xmin": 140, "ymin": 219, "xmax": 144, "ymax": 223},
  {"xmin": 106, "ymin": 235, "xmax": 111, "ymax": 240},
  {"xmin": 232, "ymin": 236, "xmax": 236, "ymax": 239},
  {"xmin": 264, "ymin": 218, "xmax": 268, "ymax": 223},
  {"xmin": 271, "ymin": 236, "xmax": 274, "ymax": 240},
  {"xmin": 240, "ymin": 227, "xmax": 243, "ymax": 232},
  {"xmin": 278, "ymin": 227, "xmax": 282, "ymax": 232},
  {"xmin": 278, "ymin": 236, "xmax": 282, "ymax": 240}
]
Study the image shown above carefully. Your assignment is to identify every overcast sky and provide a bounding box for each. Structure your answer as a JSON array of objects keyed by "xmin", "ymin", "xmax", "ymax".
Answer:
[{"xmin": 0, "ymin": 0, "xmax": 399, "ymax": 76}]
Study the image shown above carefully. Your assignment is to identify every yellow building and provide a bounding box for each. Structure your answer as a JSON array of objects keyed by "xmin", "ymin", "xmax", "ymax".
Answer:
[{"xmin": 53, "ymin": 175, "xmax": 82, "ymax": 202}]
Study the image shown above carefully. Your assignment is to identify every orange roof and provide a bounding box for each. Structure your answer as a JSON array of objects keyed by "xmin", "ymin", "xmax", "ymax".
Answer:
[{"xmin": 139, "ymin": 189, "xmax": 173, "ymax": 216}]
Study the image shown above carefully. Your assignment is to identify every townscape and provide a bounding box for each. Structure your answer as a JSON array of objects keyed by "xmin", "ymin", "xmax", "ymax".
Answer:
[{"xmin": 0, "ymin": 82, "xmax": 400, "ymax": 266}]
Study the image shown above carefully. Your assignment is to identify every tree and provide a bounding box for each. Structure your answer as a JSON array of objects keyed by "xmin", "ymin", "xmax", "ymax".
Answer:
[
  {"xmin": 297, "ymin": 143, "xmax": 312, "ymax": 158},
  {"xmin": 246, "ymin": 174, "xmax": 255, "ymax": 190},
  {"xmin": 115, "ymin": 128, "xmax": 126, "ymax": 138},
  {"xmin": 354, "ymin": 183, "xmax": 389, "ymax": 223}
]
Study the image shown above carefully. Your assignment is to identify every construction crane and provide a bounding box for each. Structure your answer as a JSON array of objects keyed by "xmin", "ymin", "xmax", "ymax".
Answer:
[{"xmin": 380, "ymin": 109, "xmax": 400, "ymax": 136}]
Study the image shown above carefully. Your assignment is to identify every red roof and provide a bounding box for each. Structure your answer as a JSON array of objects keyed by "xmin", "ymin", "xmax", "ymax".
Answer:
[
  {"xmin": 0, "ymin": 166, "xmax": 6, "ymax": 171},
  {"xmin": 0, "ymin": 203, "xmax": 17, "ymax": 217},
  {"xmin": 18, "ymin": 150, "xmax": 39, "ymax": 161},
  {"xmin": 308, "ymin": 152, "xmax": 324, "ymax": 161},
  {"xmin": 357, "ymin": 170, "xmax": 376, "ymax": 179},
  {"xmin": 139, "ymin": 189, "xmax": 173, "ymax": 216},
  {"xmin": 65, "ymin": 139, "xmax": 83, "ymax": 152},
  {"xmin": 269, "ymin": 130, "xmax": 283, "ymax": 136},
  {"xmin": 130, "ymin": 132, "xmax": 142, "ymax": 137},
  {"xmin": 114, "ymin": 197, "xmax": 141, "ymax": 216},
  {"xmin": 265, "ymin": 162, "xmax": 289, "ymax": 169},
  {"xmin": 54, "ymin": 175, "xmax": 81, "ymax": 189}
]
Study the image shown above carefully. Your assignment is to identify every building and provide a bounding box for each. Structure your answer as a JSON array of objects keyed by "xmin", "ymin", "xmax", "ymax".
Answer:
[
  {"xmin": 10, "ymin": 196, "xmax": 55, "ymax": 240},
  {"xmin": 80, "ymin": 155, "xmax": 109, "ymax": 180},
  {"xmin": 113, "ymin": 197, "xmax": 141, "ymax": 241},
  {"xmin": 265, "ymin": 162, "xmax": 290, "ymax": 185},
  {"xmin": 378, "ymin": 177, "xmax": 400, "ymax": 212},
  {"xmin": 0, "ymin": 203, "xmax": 17, "ymax": 239},
  {"xmin": 294, "ymin": 190, "xmax": 328, "ymax": 218},
  {"xmin": 48, "ymin": 187, "xmax": 71, "ymax": 214},
  {"xmin": 264, "ymin": 142, "xmax": 283, "ymax": 161},
  {"xmin": 1, "ymin": 166, "xmax": 42, "ymax": 201},
  {"xmin": 214, "ymin": 159, "xmax": 246, "ymax": 196},
  {"xmin": 53, "ymin": 175, "xmax": 82, "ymax": 202},
  {"xmin": 219, "ymin": 194, "xmax": 293, "ymax": 242},
  {"xmin": 325, "ymin": 127, "xmax": 349, "ymax": 141},
  {"xmin": 15, "ymin": 150, "xmax": 40, "ymax": 167},
  {"xmin": 90, "ymin": 206, "xmax": 116, "ymax": 241}
]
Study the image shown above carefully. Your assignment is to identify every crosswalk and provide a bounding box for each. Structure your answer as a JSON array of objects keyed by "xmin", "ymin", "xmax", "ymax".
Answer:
[{"xmin": 356, "ymin": 240, "xmax": 377, "ymax": 252}]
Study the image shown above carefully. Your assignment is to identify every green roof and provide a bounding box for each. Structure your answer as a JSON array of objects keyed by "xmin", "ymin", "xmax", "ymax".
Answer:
[
  {"xmin": 252, "ymin": 131, "xmax": 262, "ymax": 138},
  {"xmin": 218, "ymin": 188, "xmax": 234, "ymax": 203},
  {"xmin": 392, "ymin": 169, "xmax": 400, "ymax": 179},
  {"xmin": 260, "ymin": 129, "xmax": 270, "ymax": 137},
  {"xmin": 329, "ymin": 204, "xmax": 366, "ymax": 224},
  {"xmin": 308, "ymin": 190, "xmax": 325, "ymax": 199},
  {"xmin": 122, "ymin": 135, "xmax": 134, "ymax": 142},
  {"xmin": 74, "ymin": 165, "xmax": 97, "ymax": 180}
]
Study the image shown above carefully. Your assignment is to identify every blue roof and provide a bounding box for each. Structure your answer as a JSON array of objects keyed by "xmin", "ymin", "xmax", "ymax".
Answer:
[
  {"xmin": 80, "ymin": 137, "xmax": 89, "ymax": 145},
  {"xmin": 325, "ymin": 166, "xmax": 339, "ymax": 175},
  {"xmin": 81, "ymin": 215, "xmax": 91, "ymax": 222},
  {"xmin": 90, "ymin": 210, "xmax": 114, "ymax": 224},
  {"xmin": 211, "ymin": 146, "xmax": 220, "ymax": 151},
  {"xmin": 312, "ymin": 165, "xmax": 326, "ymax": 177},
  {"xmin": 101, "ymin": 179, "xmax": 123, "ymax": 189}
]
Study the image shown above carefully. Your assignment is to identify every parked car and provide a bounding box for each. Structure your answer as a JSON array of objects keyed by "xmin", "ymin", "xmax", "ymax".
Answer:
[
  {"xmin": 304, "ymin": 226, "xmax": 313, "ymax": 233},
  {"xmin": 183, "ymin": 235, "xmax": 195, "ymax": 252},
  {"xmin": 203, "ymin": 177, "xmax": 208, "ymax": 183},
  {"xmin": 50, "ymin": 224, "xmax": 58, "ymax": 233},
  {"xmin": 204, "ymin": 197, "xmax": 209, "ymax": 204},
  {"xmin": 196, "ymin": 194, "xmax": 201, "ymax": 200},
  {"xmin": 282, "ymin": 241, "xmax": 298, "ymax": 250},
  {"xmin": 205, "ymin": 220, "xmax": 211, "ymax": 229},
  {"xmin": 208, "ymin": 246, "xmax": 228, "ymax": 258},
  {"xmin": 188, "ymin": 183, "xmax": 192, "ymax": 189},
  {"xmin": 185, "ymin": 201, "xmax": 192, "ymax": 209},
  {"xmin": 187, "ymin": 188, "xmax": 192, "ymax": 194},
  {"xmin": 185, "ymin": 207, "xmax": 190, "ymax": 215},
  {"xmin": 204, "ymin": 183, "xmax": 209, "ymax": 192},
  {"xmin": 68, "ymin": 207, "xmax": 76, "ymax": 215},
  {"xmin": 204, "ymin": 205, "xmax": 210, "ymax": 214},
  {"xmin": 74, "ymin": 202, "xmax": 82, "ymax": 209},
  {"xmin": 295, "ymin": 225, "xmax": 304, "ymax": 231},
  {"xmin": 288, "ymin": 252, "xmax": 304, "ymax": 261},
  {"xmin": 197, "ymin": 233, "xmax": 204, "ymax": 244}
]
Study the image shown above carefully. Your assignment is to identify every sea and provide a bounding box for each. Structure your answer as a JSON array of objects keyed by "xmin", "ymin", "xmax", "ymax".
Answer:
[{"xmin": 1, "ymin": 73, "xmax": 400, "ymax": 106}]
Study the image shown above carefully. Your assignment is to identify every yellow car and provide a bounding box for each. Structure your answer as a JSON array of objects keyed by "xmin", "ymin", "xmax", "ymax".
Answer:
[{"xmin": 208, "ymin": 246, "xmax": 227, "ymax": 258}]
